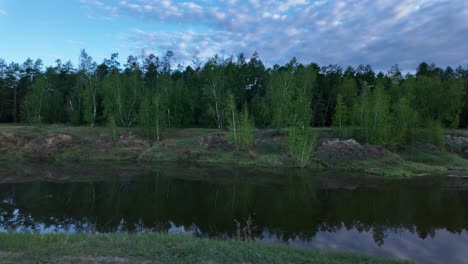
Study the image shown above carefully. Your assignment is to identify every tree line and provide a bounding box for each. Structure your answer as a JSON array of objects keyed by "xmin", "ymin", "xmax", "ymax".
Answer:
[{"xmin": 0, "ymin": 50, "xmax": 467, "ymax": 146}]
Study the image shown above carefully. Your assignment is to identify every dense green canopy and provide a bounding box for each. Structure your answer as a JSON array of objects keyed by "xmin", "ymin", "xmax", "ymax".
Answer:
[{"xmin": 0, "ymin": 51, "xmax": 466, "ymax": 134}]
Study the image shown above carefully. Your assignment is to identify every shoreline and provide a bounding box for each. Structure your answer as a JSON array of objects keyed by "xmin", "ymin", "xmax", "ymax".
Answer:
[{"xmin": 0, "ymin": 125, "xmax": 467, "ymax": 177}]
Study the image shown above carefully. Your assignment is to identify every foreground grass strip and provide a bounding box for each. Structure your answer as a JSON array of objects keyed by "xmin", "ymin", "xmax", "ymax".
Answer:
[{"xmin": 0, "ymin": 233, "xmax": 412, "ymax": 264}]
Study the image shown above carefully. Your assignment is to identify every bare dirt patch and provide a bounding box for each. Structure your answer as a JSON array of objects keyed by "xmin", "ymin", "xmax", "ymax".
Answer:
[
  {"xmin": 30, "ymin": 133, "xmax": 76, "ymax": 159},
  {"xmin": 0, "ymin": 131, "xmax": 28, "ymax": 153},
  {"xmin": 117, "ymin": 131, "xmax": 150, "ymax": 148},
  {"xmin": 199, "ymin": 133, "xmax": 231, "ymax": 150},
  {"xmin": 316, "ymin": 138, "xmax": 393, "ymax": 166},
  {"xmin": 445, "ymin": 133, "xmax": 468, "ymax": 159}
]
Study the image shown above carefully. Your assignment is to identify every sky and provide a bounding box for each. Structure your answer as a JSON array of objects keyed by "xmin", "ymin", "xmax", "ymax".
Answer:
[{"xmin": 0, "ymin": 0, "xmax": 467, "ymax": 72}]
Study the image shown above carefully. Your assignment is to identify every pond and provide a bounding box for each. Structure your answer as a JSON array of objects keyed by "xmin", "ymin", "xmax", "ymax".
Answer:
[{"xmin": 0, "ymin": 162, "xmax": 467, "ymax": 263}]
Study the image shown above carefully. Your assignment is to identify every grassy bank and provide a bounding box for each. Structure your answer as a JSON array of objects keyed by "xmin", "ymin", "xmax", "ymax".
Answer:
[
  {"xmin": 0, "ymin": 232, "xmax": 411, "ymax": 264},
  {"xmin": 0, "ymin": 124, "xmax": 467, "ymax": 177}
]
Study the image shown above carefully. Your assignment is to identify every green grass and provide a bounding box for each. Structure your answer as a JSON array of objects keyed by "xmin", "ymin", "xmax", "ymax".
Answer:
[
  {"xmin": 401, "ymin": 150, "xmax": 468, "ymax": 170},
  {"xmin": 320, "ymin": 154, "xmax": 448, "ymax": 178},
  {"xmin": 0, "ymin": 232, "xmax": 411, "ymax": 264},
  {"xmin": 355, "ymin": 158, "xmax": 447, "ymax": 177}
]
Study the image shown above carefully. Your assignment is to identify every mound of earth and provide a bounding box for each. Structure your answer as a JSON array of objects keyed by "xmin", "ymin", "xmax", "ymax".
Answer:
[
  {"xmin": 117, "ymin": 131, "xmax": 150, "ymax": 148},
  {"xmin": 24, "ymin": 133, "xmax": 77, "ymax": 160},
  {"xmin": 445, "ymin": 133, "xmax": 468, "ymax": 159},
  {"xmin": 316, "ymin": 138, "xmax": 392, "ymax": 166},
  {"xmin": 445, "ymin": 133, "xmax": 468, "ymax": 145},
  {"xmin": 0, "ymin": 131, "xmax": 28, "ymax": 153},
  {"xmin": 199, "ymin": 133, "xmax": 231, "ymax": 150}
]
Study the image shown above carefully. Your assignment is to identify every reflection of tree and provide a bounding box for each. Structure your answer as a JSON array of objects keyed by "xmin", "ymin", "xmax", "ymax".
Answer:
[
  {"xmin": 0, "ymin": 167, "xmax": 467, "ymax": 247},
  {"xmin": 371, "ymin": 225, "xmax": 387, "ymax": 247}
]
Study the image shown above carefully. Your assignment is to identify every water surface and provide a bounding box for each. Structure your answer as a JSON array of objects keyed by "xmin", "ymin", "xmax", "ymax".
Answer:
[{"xmin": 0, "ymin": 162, "xmax": 467, "ymax": 263}]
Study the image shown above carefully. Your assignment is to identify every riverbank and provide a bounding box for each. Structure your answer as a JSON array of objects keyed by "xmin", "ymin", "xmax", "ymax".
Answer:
[
  {"xmin": 0, "ymin": 232, "xmax": 411, "ymax": 263},
  {"xmin": 0, "ymin": 125, "xmax": 467, "ymax": 177}
]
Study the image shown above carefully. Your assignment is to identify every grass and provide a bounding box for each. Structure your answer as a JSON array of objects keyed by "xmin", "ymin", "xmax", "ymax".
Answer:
[
  {"xmin": 401, "ymin": 150, "xmax": 468, "ymax": 170},
  {"xmin": 354, "ymin": 158, "xmax": 447, "ymax": 177},
  {"xmin": 0, "ymin": 232, "xmax": 412, "ymax": 264}
]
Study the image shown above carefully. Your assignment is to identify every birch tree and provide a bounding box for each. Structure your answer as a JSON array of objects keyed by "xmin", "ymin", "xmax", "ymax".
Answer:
[
  {"xmin": 203, "ymin": 56, "xmax": 226, "ymax": 128},
  {"xmin": 21, "ymin": 75, "xmax": 48, "ymax": 124}
]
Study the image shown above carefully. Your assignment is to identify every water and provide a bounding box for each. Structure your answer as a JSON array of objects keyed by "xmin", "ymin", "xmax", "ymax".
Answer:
[{"xmin": 0, "ymin": 162, "xmax": 467, "ymax": 263}]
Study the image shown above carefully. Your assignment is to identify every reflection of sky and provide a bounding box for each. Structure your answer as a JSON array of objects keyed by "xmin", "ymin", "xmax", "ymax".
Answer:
[{"xmin": 260, "ymin": 226, "xmax": 468, "ymax": 263}]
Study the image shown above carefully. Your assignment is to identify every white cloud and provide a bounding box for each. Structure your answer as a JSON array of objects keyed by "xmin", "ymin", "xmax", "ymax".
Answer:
[
  {"xmin": 80, "ymin": 0, "xmax": 104, "ymax": 6},
  {"xmin": 81, "ymin": 0, "xmax": 468, "ymax": 70},
  {"xmin": 0, "ymin": 9, "xmax": 7, "ymax": 16}
]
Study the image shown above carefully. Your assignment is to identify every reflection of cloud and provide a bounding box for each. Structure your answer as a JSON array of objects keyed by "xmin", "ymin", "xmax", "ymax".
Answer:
[
  {"xmin": 279, "ymin": 227, "xmax": 468, "ymax": 264},
  {"xmin": 81, "ymin": 0, "xmax": 468, "ymax": 70}
]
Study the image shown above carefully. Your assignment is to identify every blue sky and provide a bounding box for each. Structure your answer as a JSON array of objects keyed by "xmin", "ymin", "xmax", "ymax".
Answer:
[{"xmin": 0, "ymin": 0, "xmax": 467, "ymax": 71}]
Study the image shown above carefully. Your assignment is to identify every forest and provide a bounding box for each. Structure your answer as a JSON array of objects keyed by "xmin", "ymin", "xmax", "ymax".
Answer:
[{"xmin": 0, "ymin": 50, "xmax": 467, "ymax": 151}]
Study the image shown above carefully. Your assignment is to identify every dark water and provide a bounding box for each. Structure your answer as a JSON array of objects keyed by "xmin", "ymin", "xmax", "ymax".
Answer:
[{"xmin": 0, "ymin": 163, "xmax": 467, "ymax": 263}]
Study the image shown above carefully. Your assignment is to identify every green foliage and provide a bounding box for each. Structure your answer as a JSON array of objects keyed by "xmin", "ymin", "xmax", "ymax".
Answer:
[
  {"xmin": 337, "ymin": 77, "xmax": 356, "ymax": 107},
  {"xmin": 249, "ymin": 96, "xmax": 271, "ymax": 127},
  {"xmin": 268, "ymin": 71, "xmax": 295, "ymax": 128},
  {"xmin": 332, "ymin": 94, "xmax": 350, "ymax": 138},
  {"xmin": 368, "ymin": 83, "xmax": 391, "ymax": 145},
  {"xmin": 226, "ymin": 93, "xmax": 239, "ymax": 150},
  {"xmin": 350, "ymin": 83, "xmax": 393, "ymax": 146},
  {"xmin": 227, "ymin": 96, "xmax": 254, "ymax": 151},
  {"xmin": 202, "ymin": 58, "xmax": 227, "ymax": 128},
  {"xmin": 410, "ymin": 76, "xmax": 465, "ymax": 127},
  {"xmin": 1, "ymin": 51, "xmax": 467, "ymax": 152},
  {"xmin": 21, "ymin": 76, "xmax": 48, "ymax": 125},
  {"xmin": 279, "ymin": 70, "xmax": 316, "ymax": 166},
  {"xmin": 425, "ymin": 120, "xmax": 445, "ymax": 148},
  {"xmin": 107, "ymin": 116, "xmax": 119, "ymax": 141},
  {"xmin": 103, "ymin": 69, "xmax": 143, "ymax": 127},
  {"xmin": 82, "ymin": 74, "xmax": 99, "ymax": 125},
  {"xmin": 238, "ymin": 102, "xmax": 255, "ymax": 149},
  {"xmin": 388, "ymin": 97, "xmax": 419, "ymax": 149},
  {"xmin": 285, "ymin": 125, "xmax": 317, "ymax": 167},
  {"xmin": 138, "ymin": 93, "xmax": 163, "ymax": 141},
  {"xmin": 351, "ymin": 84, "xmax": 370, "ymax": 141},
  {"xmin": 167, "ymin": 78, "xmax": 194, "ymax": 128}
]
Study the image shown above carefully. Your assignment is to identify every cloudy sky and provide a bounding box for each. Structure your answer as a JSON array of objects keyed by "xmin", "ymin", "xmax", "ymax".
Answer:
[{"xmin": 0, "ymin": 0, "xmax": 467, "ymax": 71}]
